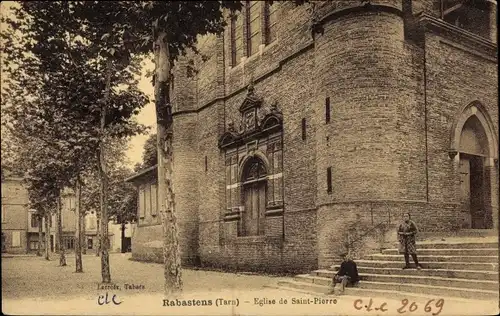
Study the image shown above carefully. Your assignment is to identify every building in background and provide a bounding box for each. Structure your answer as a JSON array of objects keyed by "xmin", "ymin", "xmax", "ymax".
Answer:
[
  {"xmin": 125, "ymin": 165, "xmax": 159, "ymax": 260},
  {"xmin": 1, "ymin": 177, "xmax": 30, "ymax": 254},
  {"xmin": 1, "ymin": 179, "xmax": 116, "ymax": 254},
  {"xmin": 59, "ymin": 189, "xmax": 115, "ymax": 254}
]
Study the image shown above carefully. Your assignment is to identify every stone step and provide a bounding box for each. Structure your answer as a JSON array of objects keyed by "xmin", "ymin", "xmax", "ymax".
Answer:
[
  {"xmin": 278, "ymin": 279, "xmax": 498, "ymax": 301},
  {"xmin": 362, "ymin": 274, "xmax": 499, "ymax": 291},
  {"xmin": 351, "ymin": 260, "xmax": 498, "ymax": 271},
  {"xmin": 296, "ymin": 273, "xmax": 498, "ymax": 291},
  {"xmin": 317, "ymin": 267, "xmax": 499, "ymax": 281},
  {"xmin": 356, "ymin": 280, "xmax": 499, "ymax": 300},
  {"xmin": 274, "ymin": 283, "xmax": 452, "ymax": 303},
  {"xmin": 382, "ymin": 248, "xmax": 498, "ymax": 256},
  {"xmin": 419, "ymin": 230, "xmax": 498, "ymax": 238},
  {"xmin": 367, "ymin": 254, "xmax": 498, "ymax": 263},
  {"xmin": 415, "ymin": 241, "xmax": 498, "ymax": 249},
  {"xmin": 275, "ymin": 282, "xmax": 498, "ymax": 309}
]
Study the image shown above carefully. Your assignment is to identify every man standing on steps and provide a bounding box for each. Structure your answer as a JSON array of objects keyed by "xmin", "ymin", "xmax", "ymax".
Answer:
[
  {"xmin": 328, "ymin": 252, "xmax": 360, "ymax": 295},
  {"xmin": 398, "ymin": 213, "xmax": 424, "ymax": 270}
]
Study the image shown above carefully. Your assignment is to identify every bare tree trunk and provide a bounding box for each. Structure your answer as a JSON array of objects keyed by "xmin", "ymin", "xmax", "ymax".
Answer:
[
  {"xmin": 44, "ymin": 213, "xmax": 51, "ymax": 260},
  {"xmin": 75, "ymin": 178, "xmax": 83, "ymax": 272},
  {"xmin": 55, "ymin": 212, "xmax": 59, "ymax": 254},
  {"xmin": 121, "ymin": 223, "xmax": 126, "ymax": 253},
  {"xmin": 98, "ymin": 58, "xmax": 112, "ymax": 283},
  {"xmin": 57, "ymin": 193, "xmax": 67, "ymax": 266},
  {"xmin": 96, "ymin": 213, "xmax": 100, "ymax": 256},
  {"xmin": 37, "ymin": 214, "xmax": 43, "ymax": 256},
  {"xmin": 154, "ymin": 31, "xmax": 183, "ymax": 296},
  {"xmin": 82, "ymin": 209, "xmax": 87, "ymax": 255}
]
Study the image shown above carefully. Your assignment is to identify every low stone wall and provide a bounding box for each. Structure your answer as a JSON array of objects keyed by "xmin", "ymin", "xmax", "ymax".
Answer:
[
  {"xmin": 131, "ymin": 223, "xmax": 200, "ymax": 266},
  {"xmin": 317, "ymin": 201, "xmax": 467, "ymax": 269},
  {"xmin": 198, "ymin": 209, "xmax": 318, "ymax": 274}
]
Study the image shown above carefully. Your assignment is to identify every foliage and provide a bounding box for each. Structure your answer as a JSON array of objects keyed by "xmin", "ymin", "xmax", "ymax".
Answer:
[
  {"xmin": 108, "ymin": 166, "xmax": 138, "ymax": 224},
  {"xmin": 140, "ymin": 133, "xmax": 158, "ymax": 170},
  {"xmin": 1, "ymin": 2, "xmax": 149, "ymax": 218},
  {"xmin": 81, "ymin": 138, "xmax": 137, "ymax": 224}
]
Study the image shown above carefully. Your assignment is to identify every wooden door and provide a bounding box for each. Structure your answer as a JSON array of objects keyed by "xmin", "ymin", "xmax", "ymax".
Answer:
[
  {"xmin": 243, "ymin": 181, "xmax": 266, "ymax": 236},
  {"xmin": 470, "ymin": 156, "xmax": 485, "ymax": 229},
  {"xmin": 459, "ymin": 157, "xmax": 471, "ymax": 208}
]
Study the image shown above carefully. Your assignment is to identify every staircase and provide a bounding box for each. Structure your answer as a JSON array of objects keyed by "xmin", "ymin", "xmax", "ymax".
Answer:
[{"xmin": 278, "ymin": 238, "xmax": 499, "ymax": 301}]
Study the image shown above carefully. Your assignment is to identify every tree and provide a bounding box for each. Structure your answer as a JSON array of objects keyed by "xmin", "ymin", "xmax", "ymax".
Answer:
[
  {"xmin": 81, "ymin": 137, "xmax": 132, "ymax": 256},
  {"xmin": 1, "ymin": 2, "xmax": 148, "ymax": 277},
  {"xmin": 36, "ymin": 211, "xmax": 43, "ymax": 256},
  {"xmin": 133, "ymin": 133, "xmax": 158, "ymax": 172},
  {"xmin": 141, "ymin": 133, "xmax": 158, "ymax": 169}
]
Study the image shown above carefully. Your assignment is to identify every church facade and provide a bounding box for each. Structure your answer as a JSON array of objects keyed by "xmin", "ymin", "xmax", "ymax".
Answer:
[{"xmin": 129, "ymin": 0, "xmax": 498, "ymax": 273}]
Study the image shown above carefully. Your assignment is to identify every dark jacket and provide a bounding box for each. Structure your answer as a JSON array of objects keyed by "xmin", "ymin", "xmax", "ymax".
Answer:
[{"xmin": 337, "ymin": 259, "xmax": 359, "ymax": 283}]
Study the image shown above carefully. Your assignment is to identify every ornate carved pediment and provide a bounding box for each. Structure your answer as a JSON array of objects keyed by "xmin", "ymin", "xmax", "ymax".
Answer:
[
  {"xmin": 239, "ymin": 81, "xmax": 263, "ymax": 114},
  {"xmin": 218, "ymin": 84, "xmax": 283, "ymax": 150},
  {"xmin": 218, "ymin": 130, "xmax": 240, "ymax": 148}
]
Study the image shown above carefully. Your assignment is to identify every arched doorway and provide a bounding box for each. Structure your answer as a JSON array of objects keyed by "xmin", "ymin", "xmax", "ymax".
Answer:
[
  {"xmin": 458, "ymin": 116, "xmax": 491, "ymax": 228},
  {"xmin": 240, "ymin": 157, "xmax": 267, "ymax": 236}
]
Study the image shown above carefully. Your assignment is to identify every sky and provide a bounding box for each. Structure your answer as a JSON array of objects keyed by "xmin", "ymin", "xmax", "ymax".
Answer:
[
  {"xmin": 0, "ymin": 1, "xmax": 157, "ymax": 169},
  {"xmin": 128, "ymin": 59, "xmax": 156, "ymax": 168}
]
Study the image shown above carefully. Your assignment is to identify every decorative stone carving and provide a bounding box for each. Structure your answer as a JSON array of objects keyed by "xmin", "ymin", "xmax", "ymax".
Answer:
[
  {"xmin": 228, "ymin": 121, "xmax": 236, "ymax": 133},
  {"xmin": 448, "ymin": 149, "xmax": 458, "ymax": 159},
  {"xmin": 218, "ymin": 83, "xmax": 283, "ymax": 150}
]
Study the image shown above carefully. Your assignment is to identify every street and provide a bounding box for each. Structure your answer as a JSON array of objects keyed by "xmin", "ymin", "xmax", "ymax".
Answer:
[{"xmin": 2, "ymin": 253, "xmax": 498, "ymax": 315}]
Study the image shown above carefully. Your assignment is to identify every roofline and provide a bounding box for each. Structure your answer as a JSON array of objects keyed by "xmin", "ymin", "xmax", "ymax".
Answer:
[{"xmin": 124, "ymin": 165, "xmax": 158, "ymax": 183}]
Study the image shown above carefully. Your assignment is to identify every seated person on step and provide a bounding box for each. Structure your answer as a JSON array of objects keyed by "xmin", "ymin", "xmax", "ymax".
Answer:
[{"xmin": 329, "ymin": 252, "xmax": 359, "ymax": 295}]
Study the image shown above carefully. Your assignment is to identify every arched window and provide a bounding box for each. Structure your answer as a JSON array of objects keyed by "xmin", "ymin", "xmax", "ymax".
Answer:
[{"xmin": 243, "ymin": 157, "xmax": 267, "ymax": 183}]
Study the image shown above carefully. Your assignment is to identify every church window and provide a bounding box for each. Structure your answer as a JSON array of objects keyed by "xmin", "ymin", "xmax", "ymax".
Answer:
[
  {"xmin": 245, "ymin": 1, "xmax": 262, "ymax": 56},
  {"xmin": 325, "ymin": 97, "xmax": 331, "ymax": 124},
  {"xmin": 302, "ymin": 118, "xmax": 307, "ymax": 141},
  {"xmin": 230, "ymin": 13, "xmax": 243, "ymax": 66},
  {"xmin": 264, "ymin": 1, "xmax": 279, "ymax": 44},
  {"xmin": 327, "ymin": 167, "xmax": 332, "ymax": 194}
]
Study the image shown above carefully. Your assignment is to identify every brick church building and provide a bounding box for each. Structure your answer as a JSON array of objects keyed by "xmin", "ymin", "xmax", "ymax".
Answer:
[{"xmin": 127, "ymin": 0, "xmax": 498, "ymax": 273}]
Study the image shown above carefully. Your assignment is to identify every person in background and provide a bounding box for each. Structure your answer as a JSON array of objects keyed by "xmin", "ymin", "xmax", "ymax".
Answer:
[
  {"xmin": 398, "ymin": 213, "xmax": 423, "ymax": 270},
  {"xmin": 329, "ymin": 252, "xmax": 359, "ymax": 295}
]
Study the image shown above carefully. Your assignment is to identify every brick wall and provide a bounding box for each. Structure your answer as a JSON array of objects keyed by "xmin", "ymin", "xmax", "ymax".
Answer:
[
  {"xmin": 159, "ymin": 0, "xmax": 498, "ymax": 272},
  {"xmin": 424, "ymin": 31, "xmax": 498, "ymax": 204},
  {"xmin": 314, "ymin": 11, "xmax": 414, "ymax": 203}
]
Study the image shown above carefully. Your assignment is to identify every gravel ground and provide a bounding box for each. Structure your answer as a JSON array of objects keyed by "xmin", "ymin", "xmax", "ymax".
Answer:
[{"xmin": 2, "ymin": 253, "xmax": 498, "ymax": 316}]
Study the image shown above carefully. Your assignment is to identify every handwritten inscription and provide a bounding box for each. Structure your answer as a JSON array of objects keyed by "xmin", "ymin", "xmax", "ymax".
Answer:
[
  {"xmin": 354, "ymin": 298, "xmax": 445, "ymax": 315},
  {"xmin": 97, "ymin": 292, "xmax": 122, "ymax": 305}
]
